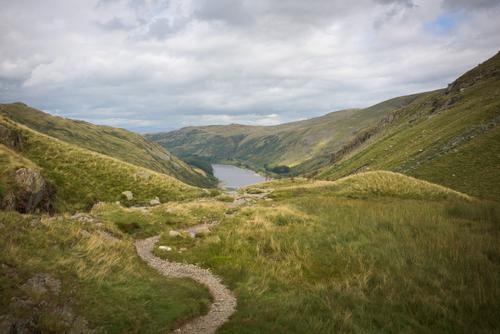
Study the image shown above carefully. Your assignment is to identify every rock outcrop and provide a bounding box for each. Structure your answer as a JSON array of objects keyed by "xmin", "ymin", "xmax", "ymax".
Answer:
[
  {"xmin": 0, "ymin": 124, "xmax": 24, "ymax": 150},
  {"xmin": 1, "ymin": 168, "xmax": 55, "ymax": 213}
]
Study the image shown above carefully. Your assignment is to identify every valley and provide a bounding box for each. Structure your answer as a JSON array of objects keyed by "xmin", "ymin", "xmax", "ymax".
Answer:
[{"xmin": 1, "ymin": 53, "xmax": 499, "ymax": 333}]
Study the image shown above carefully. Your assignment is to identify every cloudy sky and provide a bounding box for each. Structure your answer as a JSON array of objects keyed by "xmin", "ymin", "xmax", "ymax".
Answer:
[{"xmin": 1, "ymin": 0, "xmax": 499, "ymax": 132}]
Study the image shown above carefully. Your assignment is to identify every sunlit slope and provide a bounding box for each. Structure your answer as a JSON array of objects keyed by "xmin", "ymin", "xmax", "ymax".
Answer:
[
  {"xmin": 0, "ymin": 116, "xmax": 203, "ymax": 211},
  {"xmin": 318, "ymin": 51, "xmax": 500, "ymax": 201},
  {"xmin": 0, "ymin": 103, "xmax": 215, "ymax": 187},
  {"xmin": 148, "ymin": 93, "xmax": 427, "ymax": 171}
]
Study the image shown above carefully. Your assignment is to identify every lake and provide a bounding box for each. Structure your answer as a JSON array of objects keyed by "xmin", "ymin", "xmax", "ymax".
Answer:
[{"xmin": 212, "ymin": 164, "xmax": 267, "ymax": 189}]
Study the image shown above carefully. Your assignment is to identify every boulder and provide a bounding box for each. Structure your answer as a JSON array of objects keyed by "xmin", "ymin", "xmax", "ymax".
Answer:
[
  {"xmin": 121, "ymin": 191, "xmax": 133, "ymax": 201},
  {"xmin": 134, "ymin": 171, "xmax": 151, "ymax": 180},
  {"xmin": 71, "ymin": 213, "xmax": 96, "ymax": 224},
  {"xmin": 1, "ymin": 168, "xmax": 54, "ymax": 213},
  {"xmin": 159, "ymin": 245, "xmax": 172, "ymax": 251},
  {"xmin": 169, "ymin": 230, "xmax": 181, "ymax": 237},
  {"xmin": 150, "ymin": 197, "xmax": 160, "ymax": 206},
  {"xmin": 0, "ymin": 124, "xmax": 24, "ymax": 150}
]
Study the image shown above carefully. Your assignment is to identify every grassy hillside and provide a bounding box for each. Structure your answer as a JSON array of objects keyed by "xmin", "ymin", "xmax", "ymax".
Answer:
[
  {"xmin": 0, "ymin": 116, "xmax": 204, "ymax": 212},
  {"xmin": 147, "ymin": 93, "xmax": 428, "ymax": 173},
  {"xmin": 0, "ymin": 210, "xmax": 211, "ymax": 333},
  {"xmin": 98, "ymin": 171, "xmax": 499, "ymax": 333},
  {"xmin": 0, "ymin": 103, "xmax": 216, "ymax": 188},
  {"xmin": 318, "ymin": 51, "xmax": 500, "ymax": 202}
]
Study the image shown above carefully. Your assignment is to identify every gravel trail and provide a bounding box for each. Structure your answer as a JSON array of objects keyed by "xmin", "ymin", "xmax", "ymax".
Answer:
[{"xmin": 135, "ymin": 236, "xmax": 236, "ymax": 334}]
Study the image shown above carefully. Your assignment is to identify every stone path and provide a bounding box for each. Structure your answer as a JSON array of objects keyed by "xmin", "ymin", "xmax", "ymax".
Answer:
[{"xmin": 135, "ymin": 236, "xmax": 236, "ymax": 334}]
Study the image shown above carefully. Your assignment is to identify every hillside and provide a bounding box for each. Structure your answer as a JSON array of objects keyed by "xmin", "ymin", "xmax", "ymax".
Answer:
[
  {"xmin": 147, "ymin": 92, "xmax": 428, "ymax": 172},
  {"xmin": 0, "ymin": 115, "xmax": 205, "ymax": 212},
  {"xmin": 318, "ymin": 51, "xmax": 500, "ymax": 202},
  {"xmin": 0, "ymin": 103, "xmax": 216, "ymax": 188},
  {"xmin": 150, "ymin": 52, "xmax": 500, "ymax": 202}
]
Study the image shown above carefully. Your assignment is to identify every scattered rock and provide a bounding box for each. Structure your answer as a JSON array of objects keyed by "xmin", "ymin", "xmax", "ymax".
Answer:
[
  {"xmin": 134, "ymin": 171, "xmax": 151, "ymax": 180},
  {"xmin": 121, "ymin": 191, "xmax": 134, "ymax": 201},
  {"xmin": 169, "ymin": 230, "xmax": 181, "ymax": 237},
  {"xmin": 30, "ymin": 217, "xmax": 41, "ymax": 227},
  {"xmin": 149, "ymin": 197, "xmax": 161, "ymax": 206},
  {"xmin": 97, "ymin": 230, "xmax": 119, "ymax": 243},
  {"xmin": 22, "ymin": 273, "xmax": 61, "ymax": 295},
  {"xmin": 159, "ymin": 245, "xmax": 172, "ymax": 251},
  {"xmin": 0, "ymin": 124, "xmax": 24, "ymax": 150},
  {"xmin": 2, "ymin": 168, "xmax": 55, "ymax": 213},
  {"xmin": 71, "ymin": 213, "xmax": 96, "ymax": 224},
  {"xmin": 180, "ymin": 247, "xmax": 187, "ymax": 251}
]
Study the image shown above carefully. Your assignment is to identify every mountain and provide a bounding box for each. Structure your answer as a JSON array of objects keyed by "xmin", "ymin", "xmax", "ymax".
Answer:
[
  {"xmin": 0, "ymin": 103, "xmax": 216, "ymax": 188},
  {"xmin": 150, "ymin": 52, "xmax": 500, "ymax": 201},
  {"xmin": 147, "ymin": 93, "xmax": 429, "ymax": 173},
  {"xmin": 0, "ymin": 110, "xmax": 206, "ymax": 212},
  {"xmin": 317, "ymin": 51, "xmax": 500, "ymax": 202}
]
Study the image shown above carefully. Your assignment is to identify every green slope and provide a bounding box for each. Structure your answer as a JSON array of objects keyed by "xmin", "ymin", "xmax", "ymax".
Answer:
[
  {"xmin": 0, "ymin": 103, "xmax": 216, "ymax": 187},
  {"xmin": 318, "ymin": 51, "xmax": 500, "ymax": 202},
  {"xmin": 147, "ymin": 92, "xmax": 427, "ymax": 173},
  {"xmin": 0, "ymin": 116, "xmax": 204, "ymax": 212}
]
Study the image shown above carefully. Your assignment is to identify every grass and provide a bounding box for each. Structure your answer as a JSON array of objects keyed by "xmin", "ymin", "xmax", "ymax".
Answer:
[
  {"xmin": 151, "ymin": 174, "xmax": 500, "ymax": 333},
  {"xmin": 92, "ymin": 200, "xmax": 228, "ymax": 239},
  {"xmin": 318, "ymin": 52, "xmax": 500, "ymax": 202},
  {"xmin": 0, "ymin": 103, "xmax": 216, "ymax": 187},
  {"xmin": 0, "ymin": 117, "xmax": 204, "ymax": 212},
  {"xmin": 148, "ymin": 93, "xmax": 427, "ymax": 173},
  {"xmin": 0, "ymin": 210, "xmax": 211, "ymax": 333}
]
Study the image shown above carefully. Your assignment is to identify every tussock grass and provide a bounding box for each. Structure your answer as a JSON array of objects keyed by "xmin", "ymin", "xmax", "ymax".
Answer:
[
  {"xmin": 270, "ymin": 171, "xmax": 472, "ymax": 202},
  {"xmin": 331, "ymin": 171, "xmax": 472, "ymax": 201},
  {"xmin": 155, "ymin": 180, "xmax": 500, "ymax": 333},
  {"xmin": 93, "ymin": 200, "xmax": 228, "ymax": 238},
  {"xmin": 0, "ymin": 211, "xmax": 211, "ymax": 333},
  {"xmin": 0, "ymin": 118, "xmax": 203, "ymax": 211}
]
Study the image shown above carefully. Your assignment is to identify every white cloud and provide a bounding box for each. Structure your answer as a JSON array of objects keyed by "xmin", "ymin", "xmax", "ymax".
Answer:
[{"xmin": 0, "ymin": 0, "xmax": 499, "ymax": 132}]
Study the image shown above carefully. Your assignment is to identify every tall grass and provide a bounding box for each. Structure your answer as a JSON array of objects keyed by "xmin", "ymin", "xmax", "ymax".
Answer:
[
  {"xmin": 0, "ymin": 211, "xmax": 211, "ymax": 333},
  {"xmin": 155, "ymin": 177, "xmax": 500, "ymax": 333}
]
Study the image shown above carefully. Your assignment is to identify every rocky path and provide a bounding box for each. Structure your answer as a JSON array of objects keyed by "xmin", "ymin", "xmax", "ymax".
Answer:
[{"xmin": 135, "ymin": 236, "xmax": 236, "ymax": 334}]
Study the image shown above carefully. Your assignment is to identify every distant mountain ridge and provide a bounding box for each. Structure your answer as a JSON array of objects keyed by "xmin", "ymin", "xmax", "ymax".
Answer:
[
  {"xmin": 150, "ymin": 51, "xmax": 500, "ymax": 201},
  {"xmin": 147, "ymin": 92, "xmax": 429, "ymax": 173}
]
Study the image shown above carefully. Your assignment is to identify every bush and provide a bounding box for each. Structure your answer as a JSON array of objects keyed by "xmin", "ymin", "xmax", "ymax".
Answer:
[{"xmin": 269, "ymin": 165, "xmax": 291, "ymax": 174}]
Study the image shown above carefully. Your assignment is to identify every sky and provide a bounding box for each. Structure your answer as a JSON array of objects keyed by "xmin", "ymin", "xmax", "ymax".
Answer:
[{"xmin": 0, "ymin": 0, "xmax": 499, "ymax": 132}]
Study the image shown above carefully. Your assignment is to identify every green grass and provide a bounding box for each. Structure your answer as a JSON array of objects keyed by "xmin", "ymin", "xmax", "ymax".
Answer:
[
  {"xmin": 0, "ymin": 211, "xmax": 211, "ymax": 333},
  {"xmin": 148, "ymin": 93, "xmax": 427, "ymax": 173},
  {"xmin": 92, "ymin": 200, "xmax": 228, "ymax": 239},
  {"xmin": 0, "ymin": 117, "xmax": 204, "ymax": 212},
  {"xmin": 0, "ymin": 103, "xmax": 216, "ymax": 187},
  {"xmin": 152, "ymin": 175, "xmax": 500, "ymax": 333},
  {"xmin": 318, "ymin": 52, "xmax": 500, "ymax": 202}
]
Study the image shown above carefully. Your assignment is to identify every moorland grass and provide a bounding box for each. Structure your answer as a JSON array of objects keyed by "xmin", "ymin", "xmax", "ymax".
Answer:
[
  {"xmin": 0, "ymin": 211, "xmax": 211, "ymax": 333},
  {"xmin": 152, "ymin": 176, "xmax": 500, "ymax": 333},
  {"xmin": 0, "ymin": 118, "xmax": 204, "ymax": 212},
  {"xmin": 0, "ymin": 103, "xmax": 215, "ymax": 187}
]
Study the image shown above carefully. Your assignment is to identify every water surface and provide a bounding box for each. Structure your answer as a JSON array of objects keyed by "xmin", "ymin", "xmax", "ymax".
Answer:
[{"xmin": 212, "ymin": 164, "xmax": 266, "ymax": 189}]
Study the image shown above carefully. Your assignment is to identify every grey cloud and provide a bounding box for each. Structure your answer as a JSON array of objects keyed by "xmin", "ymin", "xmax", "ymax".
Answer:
[
  {"xmin": 0, "ymin": 0, "xmax": 499, "ymax": 132},
  {"xmin": 95, "ymin": 17, "xmax": 133, "ymax": 31},
  {"xmin": 443, "ymin": 0, "xmax": 500, "ymax": 10},
  {"xmin": 194, "ymin": 0, "xmax": 254, "ymax": 25}
]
